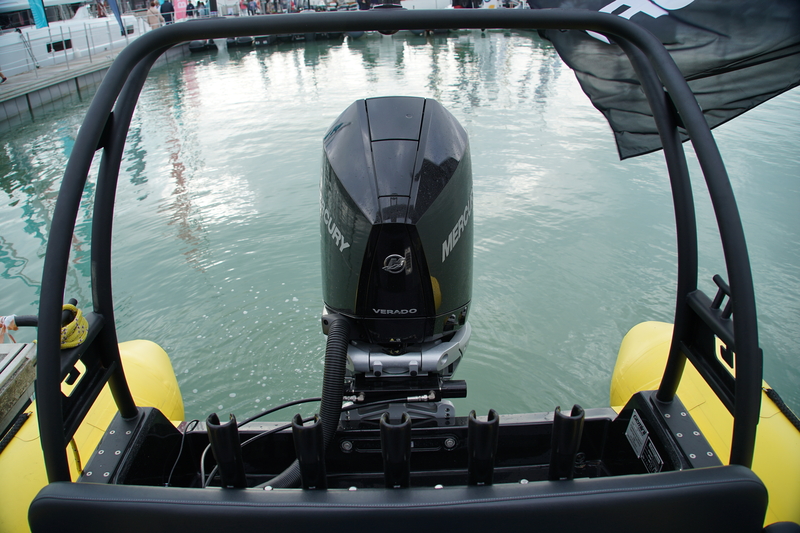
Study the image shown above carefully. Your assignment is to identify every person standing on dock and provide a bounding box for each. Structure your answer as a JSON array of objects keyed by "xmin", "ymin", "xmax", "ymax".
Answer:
[
  {"xmin": 161, "ymin": 0, "xmax": 175, "ymax": 24},
  {"xmin": 147, "ymin": 1, "xmax": 165, "ymax": 28}
]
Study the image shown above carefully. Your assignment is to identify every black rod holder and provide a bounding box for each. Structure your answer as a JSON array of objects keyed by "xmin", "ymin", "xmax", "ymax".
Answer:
[
  {"xmin": 548, "ymin": 404, "xmax": 585, "ymax": 481},
  {"xmin": 380, "ymin": 412, "xmax": 411, "ymax": 488},
  {"xmin": 206, "ymin": 413, "xmax": 247, "ymax": 489},
  {"xmin": 292, "ymin": 414, "xmax": 327, "ymax": 490},
  {"xmin": 468, "ymin": 409, "xmax": 499, "ymax": 486}
]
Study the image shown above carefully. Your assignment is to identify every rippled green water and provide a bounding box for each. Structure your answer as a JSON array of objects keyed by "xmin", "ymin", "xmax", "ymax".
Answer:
[{"xmin": 1, "ymin": 30, "xmax": 798, "ymax": 422}]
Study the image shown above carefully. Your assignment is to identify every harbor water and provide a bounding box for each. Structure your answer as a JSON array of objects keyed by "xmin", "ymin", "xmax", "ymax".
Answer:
[{"xmin": 1, "ymin": 30, "xmax": 798, "ymax": 422}]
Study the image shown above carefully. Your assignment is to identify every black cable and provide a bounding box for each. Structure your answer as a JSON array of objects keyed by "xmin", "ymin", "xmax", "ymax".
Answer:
[
  {"xmin": 0, "ymin": 412, "xmax": 30, "ymax": 454},
  {"xmin": 265, "ymin": 317, "xmax": 350, "ymax": 488},
  {"xmin": 764, "ymin": 388, "xmax": 800, "ymax": 432},
  {"xmin": 165, "ymin": 419, "xmax": 199, "ymax": 487},
  {"xmin": 202, "ymin": 397, "xmax": 411, "ymax": 488},
  {"xmin": 241, "ymin": 397, "xmax": 411, "ymax": 451},
  {"xmin": 236, "ymin": 397, "xmax": 322, "ymax": 427},
  {"xmin": 203, "ymin": 419, "xmax": 312, "ymax": 487},
  {"xmin": 198, "ymin": 396, "xmax": 320, "ymax": 488}
]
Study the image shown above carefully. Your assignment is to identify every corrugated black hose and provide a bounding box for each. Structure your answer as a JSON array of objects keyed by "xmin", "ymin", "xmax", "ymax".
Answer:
[{"xmin": 264, "ymin": 316, "xmax": 349, "ymax": 488}]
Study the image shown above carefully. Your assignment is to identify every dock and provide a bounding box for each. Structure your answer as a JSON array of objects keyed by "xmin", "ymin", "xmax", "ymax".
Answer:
[{"xmin": 0, "ymin": 43, "xmax": 189, "ymax": 133}]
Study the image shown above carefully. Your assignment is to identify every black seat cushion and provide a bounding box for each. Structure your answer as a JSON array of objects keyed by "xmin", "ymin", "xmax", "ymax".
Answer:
[{"xmin": 30, "ymin": 465, "xmax": 767, "ymax": 533}]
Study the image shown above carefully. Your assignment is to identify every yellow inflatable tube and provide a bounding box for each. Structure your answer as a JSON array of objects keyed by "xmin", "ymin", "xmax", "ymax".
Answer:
[
  {"xmin": 611, "ymin": 321, "xmax": 800, "ymax": 526},
  {"xmin": 0, "ymin": 340, "xmax": 184, "ymax": 533}
]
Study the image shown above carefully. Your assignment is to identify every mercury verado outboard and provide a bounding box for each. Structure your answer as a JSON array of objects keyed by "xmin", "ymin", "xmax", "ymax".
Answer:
[
  {"xmin": 10, "ymin": 10, "xmax": 799, "ymax": 533},
  {"xmin": 320, "ymin": 97, "xmax": 472, "ymax": 421}
]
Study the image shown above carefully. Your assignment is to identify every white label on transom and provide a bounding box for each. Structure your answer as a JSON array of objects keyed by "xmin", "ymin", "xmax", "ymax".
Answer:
[{"xmin": 625, "ymin": 409, "xmax": 649, "ymax": 458}]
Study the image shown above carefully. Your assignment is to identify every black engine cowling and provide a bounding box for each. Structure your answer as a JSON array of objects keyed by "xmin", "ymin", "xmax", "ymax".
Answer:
[{"xmin": 321, "ymin": 97, "xmax": 472, "ymax": 360}]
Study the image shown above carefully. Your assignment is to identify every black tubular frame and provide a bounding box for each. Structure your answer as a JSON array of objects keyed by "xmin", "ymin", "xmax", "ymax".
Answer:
[{"xmin": 35, "ymin": 9, "xmax": 762, "ymax": 482}]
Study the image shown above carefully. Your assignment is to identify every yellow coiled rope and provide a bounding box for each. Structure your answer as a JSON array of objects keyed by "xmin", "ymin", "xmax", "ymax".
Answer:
[{"xmin": 60, "ymin": 304, "xmax": 88, "ymax": 349}]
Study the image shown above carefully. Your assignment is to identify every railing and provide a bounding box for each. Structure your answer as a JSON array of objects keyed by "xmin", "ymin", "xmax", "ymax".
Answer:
[{"xmin": 0, "ymin": 15, "xmax": 151, "ymax": 78}]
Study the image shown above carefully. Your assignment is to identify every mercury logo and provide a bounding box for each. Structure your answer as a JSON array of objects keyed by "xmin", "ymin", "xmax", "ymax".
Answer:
[
  {"xmin": 320, "ymin": 198, "xmax": 351, "ymax": 253},
  {"xmin": 442, "ymin": 192, "xmax": 472, "ymax": 263},
  {"xmin": 382, "ymin": 254, "xmax": 406, "ymax": 274}
]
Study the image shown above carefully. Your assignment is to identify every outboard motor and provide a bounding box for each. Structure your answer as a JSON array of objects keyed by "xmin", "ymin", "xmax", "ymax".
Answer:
[{"xmin": 321, "ymin": 97, "xmax": 472, "ymax": 414}]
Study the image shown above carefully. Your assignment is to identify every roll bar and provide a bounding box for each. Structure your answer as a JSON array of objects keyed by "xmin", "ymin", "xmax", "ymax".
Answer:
[{"xmin": 35, "ymin": 10, "xmax": 761, "ymax": 482}]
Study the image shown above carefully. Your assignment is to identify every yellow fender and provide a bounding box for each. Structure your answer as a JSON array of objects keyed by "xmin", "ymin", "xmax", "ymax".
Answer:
[
  {"xmin": 0, "ymin": 340, "xmax": 184, "ymax": 533},
  {"xmin": 611, "ymin": 321, "xmax": 800, "ymax": 525}
]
